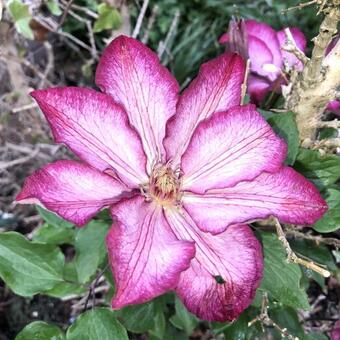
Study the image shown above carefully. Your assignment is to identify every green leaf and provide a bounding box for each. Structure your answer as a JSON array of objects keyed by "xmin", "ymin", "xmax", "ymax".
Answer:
[
  {"xmin": 66, "ymin": 308, "xmax": 128, "ymax": 340},
  {"xmin": 33, "ymin": 223, "xmax": 75, "ymax": 245},
  {"xmin": 114, "ymin": 300, "xmax": 156, "ymax": 333},
  {"xmin": 36, "ymin": 206, "xmax": 74, "ymax": 229},
  {"xmin": 45, "ymin": 281, "xmax": 86, "ymax": 299},
  {"xmin": 269, "ymin": 306, "xmax": 304, "ymax": 339},
  {"xmin": 170, "ymin": 297, "xmax": 198, "ymax": 335},
  {"xmin": 93, "ymin": 4, "xmax": 122, "ymax": 33},
  {"xmin": 7, "ymin": 0, "xmax": 34, "ymax": 39},
  {"xmin": 0, "ymin": 232, "xmax": 64, "ymax": 296},
  {"xmin": 259, "ymin": 232, "xmax": 310, "ymax": 310},
  {"xmin": 46, "ymin": 0, "xmax": 62, "ymax": 16},
  {"xmin": 223, "ymin": 307, "xmax": 261, "ymax": 339},
  {"xmin": 313, "ymin": 188, "xmax": 340, "ymax": 233},
  {"xmin": 266, "ymin": 111, "xmax": 299, "ymax": 165},
  {"xmin": 74, "ymin": 221, "xmax": 110, "ymax": 283},
  {"xmin": 294, "ymin": 149, "xmax": 340, "ymax": 190},
  {"xmin": 149, "ymin": 301, "xmax": 166, "ymax": 340},
  {"xmin": 16, "ymin": 321, "xmax": 65, "ymax": 340},
  {"xmin": 305, "ymin": 332, "xmax": 328, "ymax": 340}
]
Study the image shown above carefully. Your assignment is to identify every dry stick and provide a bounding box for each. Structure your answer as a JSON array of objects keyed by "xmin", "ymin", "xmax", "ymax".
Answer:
[
  {"xmin": 317, "ymin": 119, "xmax": 340, "ymax": 129},
  {"xmin": 273, "ymin": 218, "xmax": 331, "ymax": 278},
  {"xmin": 248, "ymin": 293, "xmax": 299, "ymax": 340},
  {"xmin": 141, "ymin": 4, "xmax": 159, "ymax": 44},
  {"xmin": 241, "ymin": 59, "xmax": 250, "ymax": 105},
  {"xmin": 282, "ymin": 28, "xmax": 309, "ymax": 65},
  {"xmin": 132, "ymin": 0, "xmax": 149, "ymax": 38},
  {"xmin": 157, "ymin": 10, "xmax": 180, "ymax": 59},
  {"xmin": 83, "ymin": 264, "xmax": 109, "ymax": 312},
  {"xmin": 0, "ymin": 148, "xmax": 40, "ymax": 170},
  {"xmin": 57, "ymin": 0, "xmax": 74, "ymax": 30},
  {"xmin": 284, "ymin": 1, "xmax": 340, "ymax": 141},
  {"xmin": 11, "ymin": 102, "xmax": 38, "ymax": 114},
  {"xmin": 39, "ymin": 41, "xmax": 54, "ymax": 88},
  {"xmin": 0, "ymin": 53, "xmax": 53, "ymax": 87},
  {"xmin": 285, "ymin": 227, "xmax": 340, "ymax": 248}
]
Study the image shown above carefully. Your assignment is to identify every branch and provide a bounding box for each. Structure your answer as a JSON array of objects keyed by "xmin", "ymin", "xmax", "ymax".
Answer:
[
  {"xmin": 248, "ymin": 293, "xmax": 298, "ymax": 339},
  {"xmin": 284, "ymin": 1, "xmax": 340, "ymax": 142},
  {"xmin": 132, "ymin": 0, "xmax": 149, "ymax": 38},
  {"xmin": 282, "ymin": 28, "xmax": 309, "ymax": 65},
  {"xmin": 274, "ymin": 218, "xmax": 331, "ymax": 278}
]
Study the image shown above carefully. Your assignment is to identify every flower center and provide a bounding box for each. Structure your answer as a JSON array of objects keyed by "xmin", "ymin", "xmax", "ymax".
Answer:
[{"xmin": 142, "ymin": 164, "xmax": 181, "ymax": 206}]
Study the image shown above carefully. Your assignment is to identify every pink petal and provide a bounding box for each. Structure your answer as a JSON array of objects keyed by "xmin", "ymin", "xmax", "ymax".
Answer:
[
  {"xmin": 245, "ymin": 20, "xmax": 282, "ymax": 68},
  {"xmin": 331, "ymin": 320, "xmax": 340, "ymax": 340},
  {"xmin": 164, "ymin": 53, "xmax": 245, "ymax": 166},
  {"xmin": 327, "ymin": 100, "xmax": 340, "ymax": 115},
  {"xmin": 31, "ymin": 87, "xmax": 147, "ymax": 187},
  {"xmin": 247, "ymin": 74, "xmax": 272, "ymax": 103},
  {"xmin": 181, "ymin": 104, "xmax": 287, "ymax": 193},
  {"xmin": 277, "ymin": 28, "xmax": 307, "ymax": 70},
  {"xmin": 219, "ymin": 33, "xmax": 229, "ymax": 44},
  {"xmin": 183, "ymin": 167, "xmax": 327, "ymax": 234},
  {"xmin": 165, "ymin": 209, "xmax": 263, "ymax": 322},
  {"xmin": 95, "ymin": 36, "xmax": 179, "ymax": 171},
  {"xmin": 107, "ymin": 196, "xmax": 195, "ymax": 308},
  {"xmin": 248, "ymin": 35, "xmax": 278, "ymax": 80},
  {"xmin": 16, "ymin": 160, "xmax": 127, "ymax": 226}
]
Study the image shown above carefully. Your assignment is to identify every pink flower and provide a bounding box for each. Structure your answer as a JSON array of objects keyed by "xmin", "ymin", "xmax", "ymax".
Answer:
[
  {"xmin": 220, "ymin": 19, "xmax": 306, "ymax": 103},
  {"xmin": 332, "ymin": 320, "xmax": 340, "ymax": 340},
  {"xmin": 17, "ymin": 36, "xmax": 327, "ymax": 322}
]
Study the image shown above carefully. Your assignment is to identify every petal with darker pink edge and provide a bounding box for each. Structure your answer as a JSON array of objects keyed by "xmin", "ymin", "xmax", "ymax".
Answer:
[
  {"xmin": 31, "ymin": 87, "xmax": 147, "ymax": 187},
  {"xmin": 95, "ymin": 35, "xmax": 179, "ymax": 170},
  {"xmin": 183, "ymin": 167, "xmax": 328, "ymax": 234},
  {"xmin": 164, "ymin": 53, "xmax": 245, "ymax": 166},
  {"xmin": 165, "ymin": 209, "xmax": 263, "ymax": 322},
  {"xmin": 107, "ymin": 196, "xmax": 195, "ymax": 308},
  {"xmin": 16, "ymin": 160, "xmax": 128, "ymax": 226},
  {"xmin": 181, "ymin": 104, "xmax": 286, "ymax": 193}
]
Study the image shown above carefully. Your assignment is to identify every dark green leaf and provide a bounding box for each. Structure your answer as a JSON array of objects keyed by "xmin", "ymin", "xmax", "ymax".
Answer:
[
  {"xmin": 259, "ymin": 232, "xmax": 310, "ymax": 310},
  {"xmin": 313, "ymin": 188, "xmax": 340, "ymax": 233},
  {"xmin": 0, "ymin": 232, "xmax": 64, "ymax": 296},
  {"xmin": 16, "ymin": 321, "xmax": 65, "ymax": 340},
  {"xmin": 32, "ymin": 223, "xmax": 75, "ymax": 245},
  {"xmin": 45, "ymin": 281, "xmax": 86, "ymax": 299},
  {"xmin": 74, "ymin": 221, "xmax": 110, "ymax": 283},
  {"xmin": 66, "ymin": 308, "xmax": 128, "ymax": 340},
  {"xmin": 93, "ymin": 4, "xmax": 122, "ymax": 33},
  {"xmin": 294, "ymin": 149, "xmax": 340, "ymax": 190},
  {"xmin": 170, "ymin": 297, "xmax": 198, "ymax": 335},
  {"xmin": 36, "ymin": 206, "xmax": 74, "ymax": 229},
  {"xmin": 269, "ymin": 306, "xmax": 304, "ymax": 339},
  {"xmin": 266, "ymin": 111, "xmax": 299, "ymax": 165}
]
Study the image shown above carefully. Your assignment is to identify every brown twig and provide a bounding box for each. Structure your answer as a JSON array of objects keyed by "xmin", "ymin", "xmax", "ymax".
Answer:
[
  {"xmin": 282, "ymin": 28, "xmax": 309, "ymax": 66},
  {"xmin": 141, "ymin": 4, "xmax": 159, "ymax": 44},
  {"xmin": 132, "ymin": 0, "xmax": 149, "ymax": 38},
  {"xmin": 274, "ymin": 218, "xmax": 331, "ymax": 277},
  {"xmin": 57, "ymin": 0, "xmax": 74, "ymax": 30},
  {"xmin": 241, "ymin": 59, "xmax": 250, "ymax": 105},
  {"xmin": 285, "ymin": 226, "xmax": 340, "ymax": 248},
  {"xmin": 39, "ymin": 41, "xmax": 54, "ymax": 88},
  {"xmin": 157, "ymin": 10, "xmax": 180, "ymax": 59},
  {"xmin": 248, "ymin": 293, "xmax": 299, "ymax": 339}
]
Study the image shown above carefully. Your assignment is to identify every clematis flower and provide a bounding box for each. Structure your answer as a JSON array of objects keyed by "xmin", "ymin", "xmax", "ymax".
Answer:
[
  {"xmin": 220, "ymin": 19, "xmax": 306, "ymax": 103},
  {"xmin": 16, "ymin": 36, "xmax": 327, "ymax": 322}
]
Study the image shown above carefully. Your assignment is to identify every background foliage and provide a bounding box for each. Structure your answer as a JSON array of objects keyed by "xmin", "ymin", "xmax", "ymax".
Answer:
[{"xmin": 0, "ymin": 0, "xmax": 339, "ymax": 339}]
